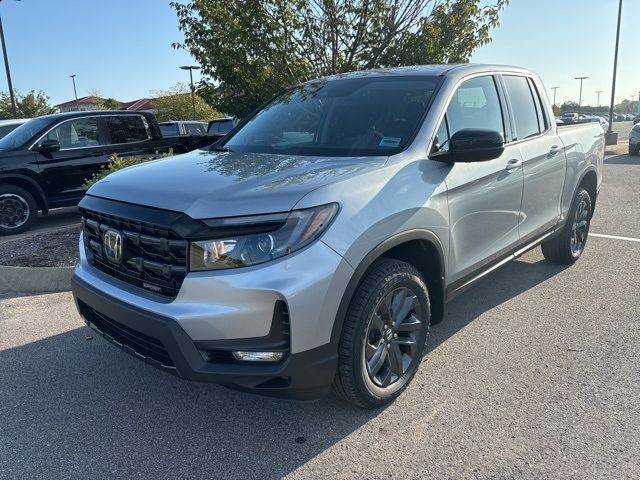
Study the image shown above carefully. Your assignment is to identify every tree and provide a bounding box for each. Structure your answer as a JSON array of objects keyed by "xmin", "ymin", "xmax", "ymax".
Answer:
[
  {"xmin": 172, "ymin": 0, "xmax": 510, "ymax": 118},
  {"xmin": 0, "ymin": 90, "xmax": 57, "ymax": 119},
  {"xmin": 102, "ymin": 98, "xmax": 122, "ymax": 110},
  {"xmin": 151, "ymin": 82, "xmax": 220, "ymax": 122}
]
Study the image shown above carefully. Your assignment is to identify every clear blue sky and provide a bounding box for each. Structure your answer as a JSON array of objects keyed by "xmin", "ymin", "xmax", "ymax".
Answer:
[{"xmin": 1, "ymin": 0, "xmax": 638, "ymax": 107}]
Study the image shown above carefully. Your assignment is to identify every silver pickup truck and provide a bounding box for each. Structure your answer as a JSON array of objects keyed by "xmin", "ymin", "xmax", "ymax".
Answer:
[{"xmin": 71, "ymin": 64, "xmax": 604, "ymax": 408}]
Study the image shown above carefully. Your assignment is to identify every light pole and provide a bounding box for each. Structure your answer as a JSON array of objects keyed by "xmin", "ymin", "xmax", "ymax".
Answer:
[
  {"xmin": 69, "ymin": 74, "xmax": 79, "ymax": 111},
  {"xmin": 575, "ymin": 76, "xmax": 588, "ymax": 115},
  {"xmin": 631, "ymin": 95, "xmax": 637, "ymax": 114},
  {"xmin": 595, "ymin": 90, "xmax": 603, "ymax": 111},
  {"xmin": 551, "ymin": 86, "xmax": 559, "ymax": 109},
  {"xmin": 180, "ymin": 65, "xmax": 200, "ymax": 120},
  {"xmin": 0, "ymin": 0, "xmax": 17, "ymax": 117},
  {"xmin": 606, "ymin": 0, "xmax": 623, "ymax": 144}
]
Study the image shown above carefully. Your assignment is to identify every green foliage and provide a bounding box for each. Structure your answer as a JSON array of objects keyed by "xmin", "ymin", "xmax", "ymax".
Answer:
[
  {"xmin": 0, "ymin": 90, "xmax": 57, "ymax": 119},
  {"xmin": 171, "ymin": 0, "xmax": 510, "ymax": 118},
  {"xmin": 151, "ymin": 82, "xmax": 220, "ymax": 122},
  {"xmin": 102, "ymin": 98, "xmax": 122, "ymax": 110},
  {"xmin": 83, "ymin": 150, "xmax": 174, "ymax": 188}
]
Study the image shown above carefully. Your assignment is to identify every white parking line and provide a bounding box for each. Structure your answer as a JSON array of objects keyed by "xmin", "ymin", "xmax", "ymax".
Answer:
[{"xmin": 589, "ymin": 233, "xmax": 640, "ymax": 243}]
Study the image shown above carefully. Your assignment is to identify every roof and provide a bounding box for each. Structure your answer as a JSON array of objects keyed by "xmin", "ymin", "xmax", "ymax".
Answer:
[
  {"xmin": 317, "ymin": 64, "xmax": 535, "ymax": 82},
  {"xmin": 55, "ymin": 96, "xmax": 108, "ymax": 108},
  {"xmin": 32, "ymin": 110, "xmax": 152, "ymax": 122},
  {"xmin": 0, "ymin": 118, "xmax": 28, "ymax": 126},
  {"xmin": 120, "ymin": 98, "xmax": 154, "ymax": 111}
]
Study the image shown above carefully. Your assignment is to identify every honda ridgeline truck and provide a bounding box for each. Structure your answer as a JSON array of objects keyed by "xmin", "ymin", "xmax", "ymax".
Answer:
[{"xmin": 71, "ymin": 65, "xmax": 604, "ymax": 408}]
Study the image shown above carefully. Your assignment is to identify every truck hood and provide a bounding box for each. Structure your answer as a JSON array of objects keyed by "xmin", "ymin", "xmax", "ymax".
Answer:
[{"xmin": 87, "ymin": 149, "xmax": 387, "ymax": 219}]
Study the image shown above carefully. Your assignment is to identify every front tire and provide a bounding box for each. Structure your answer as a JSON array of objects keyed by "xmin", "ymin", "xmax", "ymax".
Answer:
[
  {"xmin": 541, "ymin": 188, "xmax": 592, "ymax": 264},
  {"xmin": 333, "ymin": 259, "xmax": 431, "ymax": 408},
  {"xmin": 630, "ymin": 144, "xmax": 639, "ymax": 156},
  {"xmin": 0, "ymin": 185, "xmax": 38, "ymax": 235}
]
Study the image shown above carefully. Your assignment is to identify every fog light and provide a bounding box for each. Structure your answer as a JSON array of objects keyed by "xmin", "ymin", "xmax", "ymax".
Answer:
[{"xmin": 232, "ymin": 351, "xmax": 284, "ymax": 362}]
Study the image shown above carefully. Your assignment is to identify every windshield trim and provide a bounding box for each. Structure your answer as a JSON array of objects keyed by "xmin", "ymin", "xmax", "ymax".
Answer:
[{"xmin": 219, "ymin": 75, "xmax": 444, "ymax": 158}]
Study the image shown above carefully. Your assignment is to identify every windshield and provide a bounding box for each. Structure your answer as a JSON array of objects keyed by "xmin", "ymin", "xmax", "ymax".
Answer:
[
  {"xmin": 223, "ymin": 76, "xmax": 439, "ymax": 156},
  {"xmin": 159, "ymin": 123, "xmax": 180, "ymax": 136},
  {"xmin": 0, "ymin": 117, "xmax": 52, "ymax": 151}
]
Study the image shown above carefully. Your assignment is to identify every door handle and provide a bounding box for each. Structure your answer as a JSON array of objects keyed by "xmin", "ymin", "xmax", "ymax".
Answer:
[
  {"xmin": 549, "ymin": 145, "xmax": 562, "ymax": 156},
  {"xmin": 505, "ymin": 159, "xmax": 522, "ymax": 172}
]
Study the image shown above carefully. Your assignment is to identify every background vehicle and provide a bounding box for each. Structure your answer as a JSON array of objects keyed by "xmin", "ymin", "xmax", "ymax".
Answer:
[
  {"xmin": 207, "ymin": 117, "xmax": 237, "ymax": 141},
  {"xmin": 560, "ymin": 112, "xmax": 578, "ymax": 123},
  {"xmin": 0, "ymin": 119, "xmax": 28, "ymax": 139},
  {"xmin": 633, "ymin": 114, "xmax": 640, "ymax": 125},
  {"xmin": 158, "ymin": 120, "xmax": 217, "ymax": 152},
  {"xmin": 71, "ymin": 65, "xmax": 603, "ymax": 408},
  {"xmin": 630, "ymin": 123, "xmax": 640, "ymax": 155},
  {"xmin": 0, "ymin": 111, "xmax": 174, "ymax": 235}
]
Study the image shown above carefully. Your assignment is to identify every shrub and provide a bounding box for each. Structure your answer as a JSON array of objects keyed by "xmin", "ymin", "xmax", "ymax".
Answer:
[{"xmin": 83, "ymin": 150, "xmax": 173, "ymax": 188}]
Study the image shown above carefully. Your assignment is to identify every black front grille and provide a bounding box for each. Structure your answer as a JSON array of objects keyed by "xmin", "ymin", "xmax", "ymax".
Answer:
[
  {"xmin": 77, "ymin": 299, "xmax": 174, "ymax": 367},
  {"xmin": 81, "ymin": 208, "xmax": 188, "ymax": 298}
]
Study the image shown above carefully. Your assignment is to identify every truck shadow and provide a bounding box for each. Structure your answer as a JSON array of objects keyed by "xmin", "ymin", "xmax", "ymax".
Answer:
[
  {"xmin": 0, "ymin": 256, "xmax": 566, "ymax": 478},
  {"xmin": 604, "ymin": 153, "xmax": 638, "ymax": 165}
]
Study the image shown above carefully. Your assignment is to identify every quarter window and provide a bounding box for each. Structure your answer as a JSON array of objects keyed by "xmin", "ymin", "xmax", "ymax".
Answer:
[
  {"xmin": 106, "ymin": 116, "xmax": 150, "ymax": 144},
  {"xmin": 503, "ymin": 75, "xmax": 540, "ymax": 140},
  {"xmin": 39, "ymin": 118, "xmax": 100, "ymax": 149},
  {"xmin": 446, "ymin": 76, "xmax": 504, "ymax": 138}
]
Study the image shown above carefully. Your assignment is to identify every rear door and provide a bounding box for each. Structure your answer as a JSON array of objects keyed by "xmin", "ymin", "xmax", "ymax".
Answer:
[
  {"xmin": 102, "ymin": 114, "xmax": 161, "ymax": 158},
  {"xmin": 441, "ymin": 75, "xmax": 525, "ymax": 286},
  {"xmin": 501, "ymin": 75, "xmax": 565, "ymax": 244}
]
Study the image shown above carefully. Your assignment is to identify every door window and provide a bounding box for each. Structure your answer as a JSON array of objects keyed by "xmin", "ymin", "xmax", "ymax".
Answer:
[
  {"xmin": 503, "ymin": 75, "xmax": 540, "ymax": 140},
  {"xmin": 105, "ymin": 116, "xmax": 150, "ymax": 144},
  {"xmin": 446, "ymin": 76, "xmax": 504, "ymax": 138},
  {"xmin": 39, "ymin": 118, "xmax": 100, "ymax": 150}
]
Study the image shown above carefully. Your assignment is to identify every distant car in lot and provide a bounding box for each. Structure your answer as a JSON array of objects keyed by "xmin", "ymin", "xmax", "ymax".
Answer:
[
  {"xmin": 630, "ymin": 124, "xmax": 640, "ymax": 156},
  {"xmin": 560, "ymin": 112, "xmax": 579, "ymax": 123},
  {"xmin": 0, "ymin": 119, "xmax": 28, "ymax": 139},
  {"xmin": 207, "ymin": 117, "xmax": 238, "ymax": 138},
  {"xmin": 0, "ymin": 110, "xmax": 188, "ymax": 235},
  {"xmin": 158, "ymin": 120, "xmax": 218, "ymax": 152}
]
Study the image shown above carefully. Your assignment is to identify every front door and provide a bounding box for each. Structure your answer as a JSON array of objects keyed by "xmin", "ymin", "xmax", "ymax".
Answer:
[
  {"xmin": 34, "ymin": 116, "xmax": 110, "ymax": 201},
  {"xmin": 439, "ymin": 75, "xmax": 524, "ymax": 286}
]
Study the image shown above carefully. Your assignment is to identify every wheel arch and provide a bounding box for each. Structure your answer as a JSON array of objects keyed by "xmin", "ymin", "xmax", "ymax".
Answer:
[
  {"xmin": 330, "ymin": 229, "xmax": 446, "ymax": 348},
  {"xmin": 578, "ymin": 169, "xmax": 598, "ymax": 217},
  {"xmin": 0, "ymin": 174, "xmax": 48, "ymax": 214}
]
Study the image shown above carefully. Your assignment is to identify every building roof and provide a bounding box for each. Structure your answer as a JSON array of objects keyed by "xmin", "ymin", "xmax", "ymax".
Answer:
[
  {"xmin": 55, "ymin": 96, "xmax": 108, "ymax": 109},
  {"xmin": 120, "ymin": 98, "xmax": 154, "ymax": 111}
]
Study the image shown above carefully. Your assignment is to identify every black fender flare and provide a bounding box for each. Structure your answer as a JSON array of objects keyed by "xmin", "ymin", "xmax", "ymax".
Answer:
[
  {"xmin": 0, "ymin": 173, "xmax": 49, "ymax": 213},
  {"xmin": 329, "ymin": 229, "xmax": 446, "ymax": 348}
]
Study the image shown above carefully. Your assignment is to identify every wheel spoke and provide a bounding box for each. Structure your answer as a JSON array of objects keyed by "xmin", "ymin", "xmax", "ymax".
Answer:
[
  {"xmin": 370, "ymin": 313, "xmax": 384, "ymax": 334},
  {"xmin": 394, "ymin": 294, "xmax": 417, "ymax": 326},
  {"xmin": 394, "ymin": 337, "xmax": 417, "ymax": 357},
  {"xmin": 389, "ymin": 343, "xmax": 404, "ymax": 378},
  {"xmin": 396, "ymin": 314, "xmax": 421, "ymax": 333},
  {"xmin": 368, "ymin": 344, "xmax": 387, "ymax": 376},
  {"xmin": 379, "ymin": 362, "xmax": 393, "ymax": 387}
]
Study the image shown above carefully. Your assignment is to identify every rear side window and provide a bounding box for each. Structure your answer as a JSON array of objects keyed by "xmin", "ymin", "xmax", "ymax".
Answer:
[
  {"xmin": 106, "ymin": 116, "xmax": 150, "ymax": 144},
  {"xmin": 159, "ymin": 123, "xmax": 179, "ymax": 136},
  {"xmin": 503, "ymin": 76, "xmax": 540, "ymax": 140},
  {"xmin": 218, "ymin": 120, "xmax": 234, "ymax": 133},
  {"xmin": 186, "ymin": 123, "xmax": 206, "ymax": 135},
  {"xmin": 528, "ymin": 78, "xmax": 548, "ymax": 132},
  {"xmin": 446, "ymin": 76, "xmax": 504, "ymax": 137}
]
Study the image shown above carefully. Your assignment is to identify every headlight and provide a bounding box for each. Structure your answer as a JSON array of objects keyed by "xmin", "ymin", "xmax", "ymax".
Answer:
[{"xmin": 189, "ymin": 203, "xmax": 339, "ymax": 271}]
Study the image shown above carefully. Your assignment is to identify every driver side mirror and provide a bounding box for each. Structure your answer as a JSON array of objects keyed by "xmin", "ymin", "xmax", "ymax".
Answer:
[
  {"xmin": 36, "ymin": 139, "xmax": 60, "ymax": 153},
  {"xmin": 450, "ymin": 129, "xmax": 504, "ymax": 163}
]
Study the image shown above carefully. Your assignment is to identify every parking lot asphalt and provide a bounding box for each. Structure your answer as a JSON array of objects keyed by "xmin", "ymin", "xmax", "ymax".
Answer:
[{"xmin": 1, "ymin": 153, "xmax": 639, "ymax": 479}]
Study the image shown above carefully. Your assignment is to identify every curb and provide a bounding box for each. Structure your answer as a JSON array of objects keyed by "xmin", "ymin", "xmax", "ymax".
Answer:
[{"xmin": 0, "ymin": 264, "xmax": 74, "ymax": 295}]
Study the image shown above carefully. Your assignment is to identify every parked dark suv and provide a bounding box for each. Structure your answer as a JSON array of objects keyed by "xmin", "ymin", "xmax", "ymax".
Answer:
[{"xmin": 0, "ymin": 111, "xmax": 171, "ymax": 235}]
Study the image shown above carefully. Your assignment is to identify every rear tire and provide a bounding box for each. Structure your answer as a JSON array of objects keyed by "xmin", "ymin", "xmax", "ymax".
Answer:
[
  {"xmin": 0, "ymin": 185, "xmax": 38, "ymax": 235},
  {"xmin": 541, "ymin": 188, "xmax": 592, "ymax": 264},
  {"xmin": 630, "ymin": 145, "xmax": 639, "ymax": 156},
  {"xmin": 333, "ymin": 258, "xmax": 431, "ymax": 409}
]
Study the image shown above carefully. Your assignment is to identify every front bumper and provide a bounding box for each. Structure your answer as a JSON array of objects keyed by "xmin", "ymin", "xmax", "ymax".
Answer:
[{"xmin": 72, "ymin": 274, "xmax": 338, "ymax": 399}]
